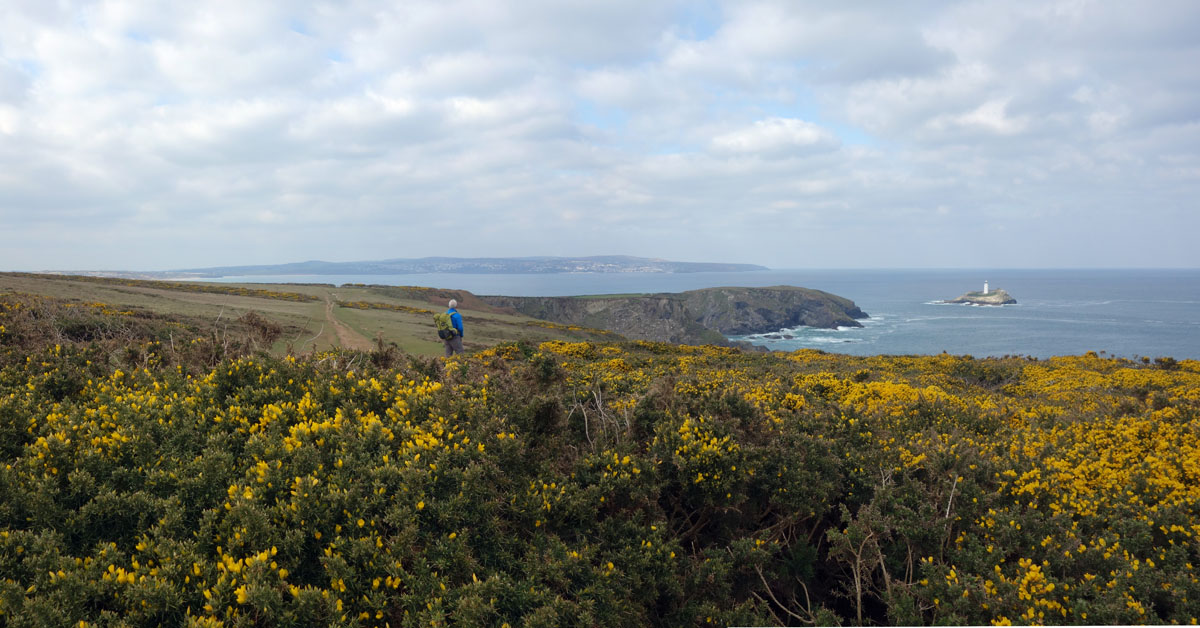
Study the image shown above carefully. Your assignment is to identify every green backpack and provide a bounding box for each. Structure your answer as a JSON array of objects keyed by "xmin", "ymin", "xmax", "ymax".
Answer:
[{"xmin": 433, "ymin": 312, "xmax": 457, "ymax": 339}]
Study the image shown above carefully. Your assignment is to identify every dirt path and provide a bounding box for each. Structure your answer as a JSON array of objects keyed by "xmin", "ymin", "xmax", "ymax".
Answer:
[{"xmin": 324, "ymin": 295, "xmax": 374, "ymax": 351}]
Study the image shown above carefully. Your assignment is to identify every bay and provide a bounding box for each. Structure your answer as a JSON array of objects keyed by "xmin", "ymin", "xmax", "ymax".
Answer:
[{"xmin": 202, "ymin": 269, "xmax": 1200, "ymax": 360}]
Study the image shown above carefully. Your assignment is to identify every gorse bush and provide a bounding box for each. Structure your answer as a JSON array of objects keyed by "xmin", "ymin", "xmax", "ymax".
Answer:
[
  {"xmin": 0, "ymin": 293, "xmax": 297, "ymax": 373},
  {"xmin": 1, "ymin": 295, "xmax": 1199, "ymax": 626}
]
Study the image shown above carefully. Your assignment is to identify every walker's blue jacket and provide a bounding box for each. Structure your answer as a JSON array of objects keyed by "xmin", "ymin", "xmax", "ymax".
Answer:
[{"xmin": 447, "ymin": 308, "xmax": 463, "ymax": 338}]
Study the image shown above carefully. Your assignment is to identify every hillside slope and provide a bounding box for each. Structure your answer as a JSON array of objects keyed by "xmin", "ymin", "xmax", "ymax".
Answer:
[{"xmin": 0, "ymin": 273, "xmax": 616, "ymax": 357}]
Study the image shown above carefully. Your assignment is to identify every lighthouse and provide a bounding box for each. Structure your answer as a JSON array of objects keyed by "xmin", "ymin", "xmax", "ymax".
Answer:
[{"xmin": 983, "ymin": 280, "xmax": 989, "ymax": 295}]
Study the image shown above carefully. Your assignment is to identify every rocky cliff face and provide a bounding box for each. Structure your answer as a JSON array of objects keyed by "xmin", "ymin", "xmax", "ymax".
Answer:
[
  {"xmin": 479, "ymin": 286, "xmax": 868, "ymax": 345},
  {"xmin": 681, "ymin": 286, "xmax": 867, "ymax": 334},
  {"xmin": 477, "ymin": 294, "xmax": 724, "ymax": 344}
]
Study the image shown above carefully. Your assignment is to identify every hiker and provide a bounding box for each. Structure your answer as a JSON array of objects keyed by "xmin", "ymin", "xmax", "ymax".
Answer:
[{"xmin": 441, "ymin": 299, "xmax": 464, "ymax": 356}]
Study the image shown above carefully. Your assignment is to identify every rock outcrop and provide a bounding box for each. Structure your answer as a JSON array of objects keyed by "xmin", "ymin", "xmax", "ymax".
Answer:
[
  {"xmin": 679, "ymin": 286, "xmax": 867, "ymax": 335},
  {"xmin": 943, "ymin": 289, "xmax": 1017, "ymax": 306},
  {"xmin": 479, "ymin": 286, "xmax": 868, "ymax": 345}
]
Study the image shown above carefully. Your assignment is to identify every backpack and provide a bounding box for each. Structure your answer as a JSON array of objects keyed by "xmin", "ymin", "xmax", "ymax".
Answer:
[{"xmin": 434, "ymin": 312, "xmax": 457, "ymax": 340}]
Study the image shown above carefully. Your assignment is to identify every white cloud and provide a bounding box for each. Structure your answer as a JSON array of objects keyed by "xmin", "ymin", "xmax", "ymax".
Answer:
[
  {"xmin": 929, "ymin": 99, "xmax": 1029, "ymax": 136},
  {"xmin": 0, "ymin": 0, "xmax": 1197, "ymax": 270},
  {"xmin": 0, "ymin": 59, "xmax": 33, "ymax": 105},
  {"xmin": 712, "ymin": 117, "xmax": 838, "ymax": 156},
  {"xmin": 843, "ymin": 62, "xmax": 999, "ymax": 139},
  {"xmin": 0, "ymin": 104, "xmax": 20, "ymax": 135}
]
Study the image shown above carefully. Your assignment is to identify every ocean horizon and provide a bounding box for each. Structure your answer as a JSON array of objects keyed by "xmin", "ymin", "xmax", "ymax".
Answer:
[{"xmin": 198, "ymin": 268, "xmax": 1200, "ymax": 360}]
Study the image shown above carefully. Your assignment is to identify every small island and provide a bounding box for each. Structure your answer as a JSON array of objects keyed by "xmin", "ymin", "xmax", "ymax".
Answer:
[{"xmin": 942, "ymin": 281, "xmax": 1017, "ymax": 306}]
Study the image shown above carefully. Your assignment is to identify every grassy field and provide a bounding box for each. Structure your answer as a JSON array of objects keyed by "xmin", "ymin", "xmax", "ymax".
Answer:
[{"xmin": 0, "ymin": 273, "xmax": 618, "ymax": 357}]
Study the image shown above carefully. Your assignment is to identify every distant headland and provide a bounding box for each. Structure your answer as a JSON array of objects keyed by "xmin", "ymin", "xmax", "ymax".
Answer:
[
  {"xmin": 45, "ymin": 256, "xmax": 769, "ymax": 279},
  {"xmin": 942, "ymin": 281, "xmax": 1017, "ymax": 306},
  {"xmin": 481, "ymin": 285, "xmax": 868, "ymax": 346}
]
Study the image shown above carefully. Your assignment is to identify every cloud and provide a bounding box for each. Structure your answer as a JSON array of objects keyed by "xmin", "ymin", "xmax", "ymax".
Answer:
[
  {"xmin": 0, "ymin": 0, "xmax": 1197, "ymax": 270},
  {"xmin": 711, "ymin": 117, "xmax": 838, "ymax": 157},
  {"xmin": 0, "ymin": 60, "xmax": 32, "ymax": 106},
  {"xmin": 928, "ymin": 98, "xmax": 1029, "ymax": 136}
]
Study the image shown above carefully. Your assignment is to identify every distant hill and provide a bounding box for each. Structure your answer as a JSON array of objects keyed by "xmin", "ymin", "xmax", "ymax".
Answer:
[{"xmin": 150, "ymin": 256, "xmax": 768, "ymax": 278}]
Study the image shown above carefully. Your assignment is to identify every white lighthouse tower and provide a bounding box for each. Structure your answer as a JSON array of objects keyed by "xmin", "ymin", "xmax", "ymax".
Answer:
[{"xmin": 983, "ymin": 280, "xmax": 989, "ymax": 295}]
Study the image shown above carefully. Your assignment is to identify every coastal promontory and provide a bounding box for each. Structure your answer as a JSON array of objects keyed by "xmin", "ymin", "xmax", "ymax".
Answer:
[{"xmin": 479, "ymin": 286, "xmax": 868, "ymax": 345}]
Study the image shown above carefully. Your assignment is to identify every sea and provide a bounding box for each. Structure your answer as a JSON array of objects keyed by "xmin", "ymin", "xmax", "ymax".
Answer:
[{"xmin": 202, "ymin": 269, "xmax": 1200, "ymax": 360}]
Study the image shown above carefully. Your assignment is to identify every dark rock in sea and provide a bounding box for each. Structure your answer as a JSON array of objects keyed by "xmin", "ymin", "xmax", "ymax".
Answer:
[{"xmin": 942, "ymin": 289, "xmax": 1017, "ymax": 306}]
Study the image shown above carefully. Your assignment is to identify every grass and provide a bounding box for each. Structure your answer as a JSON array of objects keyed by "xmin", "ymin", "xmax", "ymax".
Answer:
[{"xmin": 0, "ymin": 273, "xmax": 624, "ymax": 358}]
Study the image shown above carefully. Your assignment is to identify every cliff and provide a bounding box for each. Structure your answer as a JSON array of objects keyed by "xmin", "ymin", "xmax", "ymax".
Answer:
[
  {"xmin": 479, "ymin": 286, "xmax": 868, "ymax": 345},
  {"xmin": 680, "ymin": 286, "xmax": 867, "ymax": 334},
  {"xmin": 943, "ymin": 289, "xmax": 1017, "ymax": 306}
]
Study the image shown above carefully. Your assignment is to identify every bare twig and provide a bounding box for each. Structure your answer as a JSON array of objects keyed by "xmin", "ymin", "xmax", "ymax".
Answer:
[
  {"xmin": 754, "ymin": 565, "xmax": 814, "ymax": 624},
  {"xmin": 944, "ymin": 474, "xmax": 960, "ymax": 518},
  {"xmin": 852, "ymin": 532, "xmax": 873, "ymax": 625},
  {"xmin": 798, "ymin": 579, "xmax": 815, "ymax": 620},
  {"xmin": 592, "ymin": 388, "xmax": 608, "ymax": 441},
  {"xmin": 879, "ymin": 546, "xmax": 894, "ymax": 601},
  {"xmin": 750, "ymin": 592, "xmax": 786, "ymax": 626},
  {"xmin": 566, "ymin": 398, "xmax": 593, "ymax": 448},
  {"xmin": 905, "ymin": 543, "xmax": 915, "ymax": 584}
]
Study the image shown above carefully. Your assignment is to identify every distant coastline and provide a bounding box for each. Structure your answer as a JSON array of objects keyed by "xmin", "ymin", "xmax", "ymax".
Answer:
[{"xmin": 43, "ymin": 256, "xmax": 769, "ymax": 280}]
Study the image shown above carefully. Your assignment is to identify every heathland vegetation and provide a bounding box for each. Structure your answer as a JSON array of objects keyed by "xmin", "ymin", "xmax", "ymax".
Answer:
[
  {"xmin": 0, "ymin": 273, "xmax": 615, "ymax": 358},
  {"xmin": 1, "ymin": 274, "xmax": 1198, "ymax": 625}
]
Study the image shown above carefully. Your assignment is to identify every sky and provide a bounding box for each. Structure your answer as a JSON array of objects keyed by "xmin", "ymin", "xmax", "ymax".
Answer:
[{"xmin": 1, "ymin": 0, "xmax": 1198, "ymax": 271}]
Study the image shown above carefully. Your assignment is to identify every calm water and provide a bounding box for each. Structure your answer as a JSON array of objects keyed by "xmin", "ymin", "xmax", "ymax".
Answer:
[{"xmin": 204, "ymin": 269, "xmax": 1200, "ymax": 360}]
